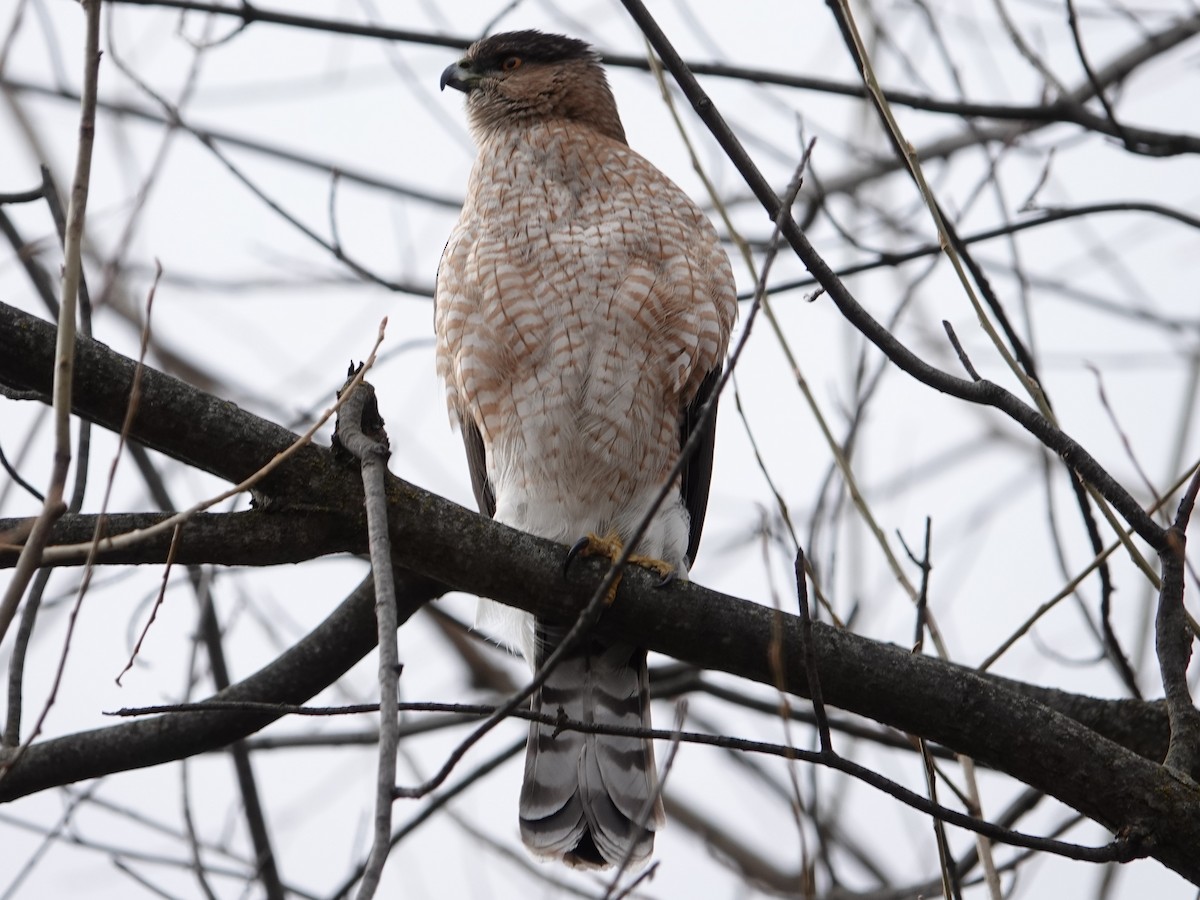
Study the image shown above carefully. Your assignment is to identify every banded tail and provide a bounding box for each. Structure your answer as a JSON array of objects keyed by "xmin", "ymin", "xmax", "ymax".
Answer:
[{"xmin": 518, "ymin": 623, "xmax": 663, "ymax": 868}]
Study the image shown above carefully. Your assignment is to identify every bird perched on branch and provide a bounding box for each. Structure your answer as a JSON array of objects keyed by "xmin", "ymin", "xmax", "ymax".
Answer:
[{"xmin": 436, "ymin": 30, "xmax": 736, "ymax": 869}]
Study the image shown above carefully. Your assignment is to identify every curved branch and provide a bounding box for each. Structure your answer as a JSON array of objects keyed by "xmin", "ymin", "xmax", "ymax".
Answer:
[
  {"xmin": 0, "ymin": 303, "xmax": 341, "ymax": 505},
  {"xmin": 0, "ymin": 573, "xmax": 438, "ymax": 799},
  {"xmin": 753, "ymin": 202, "xmax": 1200, "ymax": 307}
]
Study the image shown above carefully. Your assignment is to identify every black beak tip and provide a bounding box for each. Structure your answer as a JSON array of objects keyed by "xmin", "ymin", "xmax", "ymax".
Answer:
[{"xmin": 440, "ymin": 62, "xmax": 468, "ymax": 93}]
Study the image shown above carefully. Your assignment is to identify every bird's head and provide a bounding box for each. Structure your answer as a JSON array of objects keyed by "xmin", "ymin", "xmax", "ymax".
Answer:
[{"xmin": 440, "ymin": 30, "xmax": 626, "ymax": 144}]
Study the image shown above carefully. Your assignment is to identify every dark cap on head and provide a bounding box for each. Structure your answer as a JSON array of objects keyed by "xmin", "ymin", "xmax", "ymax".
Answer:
[
  {"xmin": 441, "ymin": 30, "xmax": 597, "ymax": 92},
  {"xmin": 468, "ymin": 30, "xmax": 595, "ymax": 68}
]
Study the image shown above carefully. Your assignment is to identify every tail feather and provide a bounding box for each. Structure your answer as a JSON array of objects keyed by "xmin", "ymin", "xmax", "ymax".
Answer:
[{"xmin": 519, "ymin": 623, "xmax": 662, "ymax": 869}]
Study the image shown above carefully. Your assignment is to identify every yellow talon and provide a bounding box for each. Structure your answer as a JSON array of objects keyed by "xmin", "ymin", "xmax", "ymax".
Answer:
[
  {"xmin": 577, "ymin": 530, "xmax": 625, "ymax": 562},
  {"xmin": 567, "ymin": 531, "xmax": 676, "ymax": 605}
]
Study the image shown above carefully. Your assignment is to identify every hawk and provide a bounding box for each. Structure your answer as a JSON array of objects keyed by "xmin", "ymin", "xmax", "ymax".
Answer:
[{"xmin": 436, "ymin": 30, "xmax": 736, "ymax": 868}]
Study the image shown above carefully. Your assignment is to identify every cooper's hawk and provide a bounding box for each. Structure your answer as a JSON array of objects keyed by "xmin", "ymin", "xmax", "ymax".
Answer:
[{"xmin": 436, "ymin": 30, "xmax": 736, "ymax": 869}]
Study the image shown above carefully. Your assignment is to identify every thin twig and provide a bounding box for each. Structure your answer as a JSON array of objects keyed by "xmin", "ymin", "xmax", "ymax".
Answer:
[
  {"xmin": 796, "ymin": 549, "xmax": 831, "ymax": 753},
  {"xmin": 759, "ymin": 201, "xmax": 1200, "ymax": 302},
  {"xmin": 0, "ymin": 780, "xmax": 97, "ymax": 898},
  {"xmin": 905, "ymin": 518, "xmax": 932, "ymax": 653},
  {"xmin": 1065, "ymin": 0, "xmax": 1134, "ymax": 151},
  {"xmin": 942, "ymin": 321, "xmax": 981, "ymax": 382},
  {"xmin": 919, "ymin": 735, "xmax": 961, "ymax": 900},
  {"xmin": 179, "ymin": 760, "xmax": 220, "ymax": 900},
  {"xmin": 0, "ymin": 0, "xmax": 102, "ymax": 648},
  {"xmin": 115, "ymin": 523, "xmax": 182, "ymax": 686},
  {"xmin": 328, "ymin": 739, "xmax": 524, "ymax": 900},
  {"xmin": 108, "ymin": 859, "xmax": 183, "ymax": 900},
  {"xmin": 2, "ymin": 568, "xmax": 49, "ymax": 747},
  {"xmin": 1086, "ymin": 362, "xmax": 1162, "ymax": 511},
  {"xmin": 988, "ymin": 0, "xmax": 1069, "ymax": 96},
  {"xmin": 0, "ymin": 444, "xmax": 44, "ymax": 503},
  {"xmin": 901, "ymin": 516, "xmax": 961, "ymax": 898},
  {"xmin": 101, "ymin": 33, "xmax": 407, "ymax": 292},
  {"xmin": 607, "ymin": 861, "xmax": 659, "ymax": 900},
  {"xmin": 980, "ymin": 458, "xmax": 1200, "ymax": 670}
]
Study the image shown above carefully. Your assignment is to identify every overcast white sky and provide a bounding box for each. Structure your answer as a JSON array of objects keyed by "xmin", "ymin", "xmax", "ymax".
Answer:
[{"xmin": 2, "ymin": 1, "xmax": 1199, "ymax": 897}]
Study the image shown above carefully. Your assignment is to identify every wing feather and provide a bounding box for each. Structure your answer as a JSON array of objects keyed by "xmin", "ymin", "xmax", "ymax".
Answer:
[{"xmin": 680, "ymin": 366, "xmax": 721, "ymax": 565}]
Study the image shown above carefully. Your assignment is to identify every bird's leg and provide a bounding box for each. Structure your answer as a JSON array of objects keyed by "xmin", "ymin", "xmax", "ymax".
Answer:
[{"xmin": 563, "ymin": 531, "xmax": 676, "ymax": 603}]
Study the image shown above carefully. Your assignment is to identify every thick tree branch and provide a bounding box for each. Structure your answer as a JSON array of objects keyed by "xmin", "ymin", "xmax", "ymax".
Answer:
[
  {"xmin": 0, "ymin": 510, "xmax": 362, "ymax": 567},
  {"xmin": 0, "ymin": 303, "xmax": 342, "ymax": 506},
  {"xmin": 1, "ymin": 300, "xmax": 1196, "ymax": 882}
]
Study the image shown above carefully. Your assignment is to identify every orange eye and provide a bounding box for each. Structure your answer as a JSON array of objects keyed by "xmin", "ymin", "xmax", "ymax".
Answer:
[{"xmin": 501, "ymin": 56, "xmax": 522, "ymax": 71}]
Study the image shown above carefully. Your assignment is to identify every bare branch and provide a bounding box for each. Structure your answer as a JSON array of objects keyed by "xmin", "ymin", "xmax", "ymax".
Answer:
[
  {"xmin": 332, "ymin": 375, "xmax": 399, "ymax": 900},
  {"xmin": 1156, "ymin": 467, "xmax": 1200, "ymax": 779}
]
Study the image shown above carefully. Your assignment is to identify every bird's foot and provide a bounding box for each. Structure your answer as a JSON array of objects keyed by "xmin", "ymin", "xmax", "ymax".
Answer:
[{"xmin": 564, "ymin": 531, "xmax": 676, "ymax": 603}]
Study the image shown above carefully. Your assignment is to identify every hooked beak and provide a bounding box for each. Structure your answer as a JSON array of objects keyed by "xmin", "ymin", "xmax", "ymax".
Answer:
[{"xmin": 440, "ymin": 60, "xmax": 477, "ymax": 93}]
